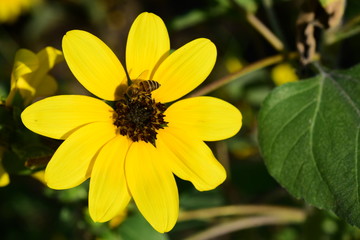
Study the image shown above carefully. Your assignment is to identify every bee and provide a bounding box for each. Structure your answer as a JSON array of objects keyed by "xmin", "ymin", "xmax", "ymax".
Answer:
[{"xmin": 126, "ymin": 80, "xmax": 161, "ymax": 98}]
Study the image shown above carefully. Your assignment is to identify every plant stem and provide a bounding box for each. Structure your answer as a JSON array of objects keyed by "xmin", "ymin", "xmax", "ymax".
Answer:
[
  {"xmin": 184, "ymin": 215, "xmax": 304, "ymax": 240},
  {"xmin": 180, "ymin": 205, "xmax": 306, "ymax": 240},
  {"xmin": 246, "ymin": 12, "xmax": 284, "ymax": 52},
  {"xmin": 262, "ymin": 0, "xmax": 287, "ymax": 49},
  {"xmin": 188, "ymin": 52, "xmax": 298, "ymax": 97},
  {"xmin": 178, "ymin": 204, "xmax": 305, "ymax": 221},
  {"xmin": 325, "ymin": 15, "xmax": 360, "ymax": 45}
]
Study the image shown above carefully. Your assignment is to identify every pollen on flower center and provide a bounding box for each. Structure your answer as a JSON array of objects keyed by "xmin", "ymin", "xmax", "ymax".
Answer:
[{"xmin": 114, "ymin": 80, "xmax": 168, "ymax": 146}]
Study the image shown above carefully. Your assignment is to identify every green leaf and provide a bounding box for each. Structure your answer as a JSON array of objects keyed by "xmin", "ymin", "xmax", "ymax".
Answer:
[
  {"xmin": 258, "ymin": 64, "xmax": 360, "ymax": 227},
  {"xmin": 116, "ymin": 211, "xmax": 169, "ymax": 240},
  {"xmin": 318, "ymin": 0, "xmax": 338, "ymax": 7},
  {"xmin": 234, "ymin": 0, "xmax": 258, "ymax": 12}
]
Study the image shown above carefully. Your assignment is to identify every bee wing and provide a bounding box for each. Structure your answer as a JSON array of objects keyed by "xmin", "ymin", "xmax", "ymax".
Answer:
[{"xmin": 133, "ymin": 70, "xmax": 149, "ymax": 81}]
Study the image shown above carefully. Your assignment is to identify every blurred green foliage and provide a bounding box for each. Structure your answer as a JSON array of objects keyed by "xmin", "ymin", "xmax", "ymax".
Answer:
[{"xmin": 1, "ymin": 0, "xmax": 360, "ymax": 239}]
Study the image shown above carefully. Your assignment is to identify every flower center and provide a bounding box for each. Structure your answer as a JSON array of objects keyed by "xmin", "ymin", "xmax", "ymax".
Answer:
[{"xmin": 114, "ymin": 80, "xmax": 167, "ymax": 146}]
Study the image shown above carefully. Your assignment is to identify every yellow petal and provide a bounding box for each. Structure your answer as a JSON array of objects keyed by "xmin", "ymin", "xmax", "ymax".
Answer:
[
  {"xmin": 0, "ymin": 169, "xmax": 9, "ymax": 187},
  {"xmin": 10, "ymin": 48, "xmax": 38, "ymax": 91},
  {"xmin": 152, "ymin": 38, "xmax": 216, "ymax": 103},
  {"xmin": 21, "ymin": 95, "xmax": 115, "ymax": 140},
  {"xmin": 0, "ymin": 146, "xmax": 10, "ymax": 187},
  {"xmin": 157, "ymin": 128, "xmax": 226, "ymax": 191},
  {"xmin": 126, "ymin": 141, "xmax": 178, "ymax": 233},
  {"xmin": 89, "ymin": 135, "xmax": 131, "ymax": 222},
  {"xmin": 16, "ymin": 47, "xmax": 62, "ymax": 105},
  {"xmin": 12, "ymin": 49, "xmax": 39, "ymax": 81},
  {"xmin": 31, "ymin": 170, "xmax": 46, "ymax": 185},
  {"xmin": 15, "ymin": 75, "xmax": 34, "ymax": 104},
  {"xmin": 165, "ymin": 96, "xmax": 242, "ymax": 141},
  {"xmin": 36, "ymin": 47, "xmax": 63, "ymax": 75},
  {"xmin": 45, "ymin": 122, "xmax": 117, "ymax": 189},
  {"xmin": 126, "ymin": 12, "xmax": 170, "ymax": 80},
  {"xmin": 19, "ymin": 74, "xmax": 58, "ymax": 106},
  {"xmin": 32, "ymin": 75, "xmax": 58, "ymax": 99},
  {"xmin": 5, "ymin": 47, "xmax": 39, "ymax": 106},
  {"xmin": 0, "ymin": 157, "xmax": 9, "ymax": 187},
  {"xmin": 63, "ymin": 30, "xmax": 127, "ymax": 101},
  {"xmin": 10, "ymin": 47, "xmax": 62, "ymax": 105}
]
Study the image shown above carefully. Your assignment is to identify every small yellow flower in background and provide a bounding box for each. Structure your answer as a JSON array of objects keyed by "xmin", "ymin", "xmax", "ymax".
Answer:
[
  {"xmin": 6, "ymin": 47, "xmax": 63, "ymax": 106},
  {"xmin": 271, "ymin": 63, "xmax": 299, "ymax": 86},
  {"xmin": 225, "ymin": 56, "xmax": 243, "ymax": 73},
  {"xmin": 21, "ymin": 12, "xmax": 242, "ymax": 233},
  {"xmin": 0, "ymin": 146, "xmax": 10, "ymax": 187},
  {"xmin": 109, "ymin": 209, "xmax": 128, "ymax": 229},
  {"xmin": 0, "ymin": 0, "xmax": 40, "ymax": 23}
]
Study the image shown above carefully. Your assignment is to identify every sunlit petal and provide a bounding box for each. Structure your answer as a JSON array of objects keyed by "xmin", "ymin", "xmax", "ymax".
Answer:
[
  {"xmin": 157, "ymin": 128, "xmax": 226, "ymax": 191},
  {"xmin": 10, "ymin": 47, "xmax": 63, "ymax": 105},
  {"xmin": 45, "ymin": 122, "xmax": 117, "ymax": 189},
  {"xmin": 0, "ymin": 161, "xmax": 9, "ymax": 187},
  {"xmin": 21, "ymin": 95, "xmax": 115, "ymax": 140},
  {"xmin": 126, "ymin": 12, "xmax": 170, "ymax": 80},
  {"xmin": 29, "ymin": 47, "xmax": 63, "ymax": 84},
  {"xmin": 19, "ymin": 74, "xmax": 59, "ymax": 106},
  {"xmin": 32, "ymin": 75, "xmax": 58, "ymax": 99},
  {"xmin": 126, "ymin": 141, "xmax": 178, "ymax": 233},
  {"xmin": 165, "ymin": 96, "xmax": 242, "ymax": 141},
  {"xmin": 11, "ymin": 48, "xmax": 38, "ymax": 89},
  {"xmin": 89, "ymin": 135, "xmax": 132, "ymax": 222},
  {"xmin": 152, "ymin": 38, "xmax": 216, "ymax": 103},
  {"xmin": 63, "ymin": 30, "xmax": 127, "ymax": 101}
]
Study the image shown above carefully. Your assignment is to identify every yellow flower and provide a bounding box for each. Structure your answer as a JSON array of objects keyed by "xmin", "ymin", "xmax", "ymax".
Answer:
[
  {"xmin": 271, "ymin": 63, "xmax": 299, "ymax": 86},
  {"xmin": 108, "ymin": 209, "xmax": 128, "ymax": 229},
  {"xmin": 6, "ymin": 47, "xmax": 63, "ymax": 106},
  {"xmin": 21, "ymin": 12, "xmax": 242, "ymax": 233},
  {"xmin": 0, "ymin": 146, "xmax": 9, "ymax": 187},
  {"xmin": 0, "ymin": 0, "xmax": 40, "ymax": 23},
  {"xmin": 225, "ymin": 56, "xmax": 243, "ymax": 73}
]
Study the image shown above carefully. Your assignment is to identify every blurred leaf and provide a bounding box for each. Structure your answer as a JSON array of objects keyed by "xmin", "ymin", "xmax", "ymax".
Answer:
[
  {"xmin": 220, "ymin": 69, "xmax": 267, "ymax": 101},
  {"xmin": 318, "ymin": 0, "xmax": 338, "ymax": 7},
  {"xmin": 273, "ymin": 227, "xmax": 298, "ymax": 240},
  {"xmin": 344, "ymin": 0, "xmax": 360, "ymax": 20},
  {"xmin": 234, "ymin": 0, "xmax": 258, "ymax": 13},
  {"xmin": 0, "ymin": 105, "xmax": 14, "ymax": 147},
  {"xmin": 45, "ymin": 181, "xmax": 88, "ymax": 203},
  {"xmin": 180, "ymin": 188, "xmax": 225, "ymax": 210},
  {"xmin": 116, "ymin": 211, "xmax": 169, "ymax": 240},
  {"xmin": 171, "ymin": 10, "xmax": 207, "ymax": 31},
  {"xmin": 24, "ymin": 2, "xmax": 64, "ymax": 42},
  {"xmin": 0, "ymin": 84, "xmax": 8, "ymax": 101},
  {"xmin": 258, "ymin": 64, "xmax": 360, "ymax": 227},
  {"xmin": 2, "ymin": 150, "xmax": 29, "ymax": 174},
  {"xmin": 170, "ymin": 0, "xmax": 228, "ymax": 31},
  {"xmin": 244, "ymin": 85, "xmax": 272, "ymax": 106}
]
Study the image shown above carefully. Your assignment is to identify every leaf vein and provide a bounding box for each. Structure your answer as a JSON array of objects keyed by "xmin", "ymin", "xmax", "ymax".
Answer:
[
  {"xmin": 327, "ymin": 73, "xmax": 360, "ymax": 117},
  {"xmin": 356, "ymin": 125, "xmax": 360, "ymax": 207},
  {"xmin": 308, "ymin": 74, "xmax": 333, "ymax": 199},
  {"xmin": 278, "ymin": 128, "xmax": 308, "ymax": 179},
  {"xmin": 261, "ymin": 83, "xmax": 318, "ymax": 122},
  {"xmin": 269, "ymin": 99, "xmax": 316, "ymax": 160}
]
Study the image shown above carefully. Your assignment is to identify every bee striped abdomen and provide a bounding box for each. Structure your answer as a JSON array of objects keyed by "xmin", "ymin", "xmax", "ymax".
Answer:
[
  {"xmin": 139, "ymin": 80, "xmax": 161, "ymax": 93},
  {"xmin": 125, "ymin": 80, "xmax": 161, "ymax": 99}
]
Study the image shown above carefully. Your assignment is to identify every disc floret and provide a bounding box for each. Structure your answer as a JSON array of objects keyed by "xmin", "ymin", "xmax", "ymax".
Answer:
[{"xmin": 114, "ymin": 81, "xmax": 167, "ymax": 146}]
